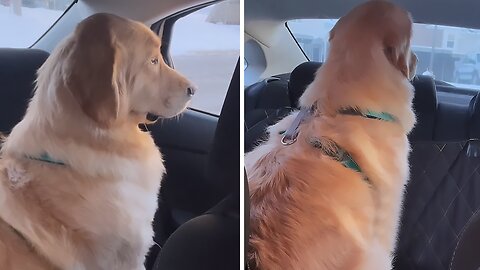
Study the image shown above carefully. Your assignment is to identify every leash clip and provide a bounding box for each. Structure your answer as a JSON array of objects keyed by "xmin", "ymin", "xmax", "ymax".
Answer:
[
  {"xmin": 280, "ymin": 107, "xmax": 311, "ymax": 146},
  {"xmin": 281, "ymin": 134, "xmax": 297, "ymax": 145}
]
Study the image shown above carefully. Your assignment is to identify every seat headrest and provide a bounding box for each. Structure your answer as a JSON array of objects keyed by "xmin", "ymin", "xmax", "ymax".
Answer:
[
  {"xmin": 469, "ymin": 94, "xmax": 480, "ymax": 139},
  {"xmin": 245, "ymin": 78, "xmax": 290, "ymax": 111},
  {"xmin": 0, "ymin": 48, "xmax": 49, "ymax": 134},
  {"xmin": 411, "ymin": 75, "xmax": 438, "ymax": 115},
  {"xmin": 288, "ymin": 61, "xmax": 322, "ymax": 107},
  {"xmin": 256, "ymin": 78, "xmax": 290, "ymax": 109},
  {"xmin": 409, "ymin": 75, "xmax": 438, "ymax": 140}
]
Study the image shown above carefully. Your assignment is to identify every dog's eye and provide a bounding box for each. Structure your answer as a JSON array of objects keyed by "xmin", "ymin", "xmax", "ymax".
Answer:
[{"xmin": 150, "ymin": 58, "xmax": 159, "ymax": 65}]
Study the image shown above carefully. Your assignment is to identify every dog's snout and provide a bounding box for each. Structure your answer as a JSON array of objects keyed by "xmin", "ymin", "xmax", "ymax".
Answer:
[{"xmin": 187, "ymin": 87, "xmax": 196, "ymax": 97}]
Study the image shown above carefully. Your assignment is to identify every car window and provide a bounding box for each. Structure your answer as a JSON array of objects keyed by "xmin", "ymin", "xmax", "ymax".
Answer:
[
  {"xmin": 287, "ymin": 19, "xmax": 480, "ymax": 90},
  {"xmin": 0, "ymin": 0, "xmax": 72, "ymax": 48},
  {"xmin": 170, "ymin": 0, "xmax": 240, "ymax": 115}
]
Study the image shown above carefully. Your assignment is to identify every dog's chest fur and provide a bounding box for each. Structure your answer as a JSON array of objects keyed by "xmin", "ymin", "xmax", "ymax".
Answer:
[{"xmin": 0, "ymin": 141, "xmax": 164, "ymax": 270}]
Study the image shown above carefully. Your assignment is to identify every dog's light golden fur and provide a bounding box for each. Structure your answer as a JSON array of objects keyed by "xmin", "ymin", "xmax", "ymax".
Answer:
[
  {"xmin": 0, "ymin": 13, "xmax": 194, "ymax": 269},
  {"xmin": 247, "ymin": 1, "xmax": 417, "ymax": 269}
]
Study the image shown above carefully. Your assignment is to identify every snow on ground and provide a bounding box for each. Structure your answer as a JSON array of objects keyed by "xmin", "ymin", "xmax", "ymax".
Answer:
[
  {"xmin": 0, "ymin": 4, "xmax": 62, "ymax": 47},
  {"xmin": 169, "ymin": 7, "xmax": 240, "ymax": 114}
]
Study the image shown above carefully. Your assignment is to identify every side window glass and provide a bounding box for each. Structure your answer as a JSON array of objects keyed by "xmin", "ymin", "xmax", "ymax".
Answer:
[{"xmin": 170, "ymin": 0, "xmax": 240, "ymax": 114}]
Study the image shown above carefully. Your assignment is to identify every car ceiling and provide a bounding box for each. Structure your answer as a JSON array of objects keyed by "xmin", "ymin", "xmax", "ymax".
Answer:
[
  {"xmin": 80, "ymin": 0, "xmax": 213, "ymax": 24},
  {"xmin": 33, "ymin": 0, "xmax": 215, "ymax": 52},
  {"xmin": 245, "ymin": 0, "xmax": 480, "ymax": 30}
]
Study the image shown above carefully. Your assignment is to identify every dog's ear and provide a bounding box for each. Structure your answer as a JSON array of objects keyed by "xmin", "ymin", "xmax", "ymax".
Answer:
[
  {"xmin": 408, "ymin": 52, "xmax": 418, "ymax": 80},
  {"xmin": 383, "ymin": 36, "xmax": 412, "ymax": 79},
  {"xmin": 383, "ymin": 12, "xmax": 414, "ymax": 79},
  {"xmin": 329, "ymin": 27, "xmax": 335, "ymax": 42},
  {"xmin": 65, "ymin": 14, "xmax": 120, "ymax": 128}
]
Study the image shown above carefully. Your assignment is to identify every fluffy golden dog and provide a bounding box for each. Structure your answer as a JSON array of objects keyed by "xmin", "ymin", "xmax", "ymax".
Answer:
[
  {"xmin": 0, "ymin": 13, "xmax": 195, "ymax": 269},
  {"xmin": 246, "ymin": 1, "xmax": 417, "ymax": 269}
]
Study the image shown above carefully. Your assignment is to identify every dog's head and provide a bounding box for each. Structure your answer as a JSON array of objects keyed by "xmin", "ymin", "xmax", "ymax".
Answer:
[
  {"xmin": 62, "ymin": 13, "xmax": 195, "ymax": 128},
  {"xmin": 329, "ymin": 0, "xmax": 416, "ymax": 81},
  {"xmin": 300, "ymin": 0, "xmax": 417, "ymax": 132}
]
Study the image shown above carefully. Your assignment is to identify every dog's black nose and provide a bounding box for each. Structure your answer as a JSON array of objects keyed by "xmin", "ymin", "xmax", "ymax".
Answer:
[{"xmin": 187, "ymin": 87, "xmax": 196, "ymax": 97}]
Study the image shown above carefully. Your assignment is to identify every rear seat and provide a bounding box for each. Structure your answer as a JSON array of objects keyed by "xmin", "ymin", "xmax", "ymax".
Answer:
[
  {"xmin": 395, "ymin": 92, "xmax": 480, "ymax": 270},
  {"xmin": 393, "ymin": 82, "xmax": 480, "ymax": 269},
  {"xmin": 448, "ymin": 95, "xmax": 480, "ymax": 270},
  {"xmin": 244, "ymin": 62, "xmax": 322, "ymax": 152},
  {"xmin": 288, "ymin": 61, "xmax": 322, "ymax": 107},
  {"xmin": 408, "ymin": 75, "xmax": 437, "ymax": 141},
  {"xmin": 0, "ymin": 48, "xmax": 49, "ymax": 134},
  {"xmin": 244, "ymin": 77, "xmax": 291, "ymax": 152},
  {"xmin": 244, "ymin": 77, "xmax": 290, "ymax": 130}
]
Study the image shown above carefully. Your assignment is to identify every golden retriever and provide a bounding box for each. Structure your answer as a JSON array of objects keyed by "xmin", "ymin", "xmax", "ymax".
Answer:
[
  {"xmin": 246, "ymin": 1, "xmax": 417, "ymax": 269},
  {"xmin": 0, "ymin": 13, "xmax": 195, "ymax": 270}
]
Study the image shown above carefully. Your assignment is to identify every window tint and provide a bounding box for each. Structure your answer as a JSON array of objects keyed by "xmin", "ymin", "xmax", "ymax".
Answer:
[
  {"xmin": 0, "ymin": 0, "xmax": 72, "ymax": 48},
  {"xmin": 170, "ymin": 0, "xmax": 240, "ymax": 114},
  {"xmin": 287, "ymin": 19, "xmax": 480, "ymax": 90}
]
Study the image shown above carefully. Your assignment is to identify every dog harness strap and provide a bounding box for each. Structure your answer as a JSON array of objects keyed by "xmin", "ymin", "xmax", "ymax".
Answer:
[
  {"xmin": 279, "ymin": 106, "xmax": 394, "ymax": 181},
  {"xmin": 310, "ymin": 137, "xmax": 368, "ymax": 181},
  {"xmin": 280, "ymin": 107, "xmax": 396, "ymax": 146},
  {"xmin": 26, "ymin": 153, "xmax": 66, "ymax": 166},
  {"xmin": 281, "ymin": 107, "xmax": 311, "ymax": 145},
  {"xmin": 338, "ymin": 107, "xmax": 397, "ymax": 122}
]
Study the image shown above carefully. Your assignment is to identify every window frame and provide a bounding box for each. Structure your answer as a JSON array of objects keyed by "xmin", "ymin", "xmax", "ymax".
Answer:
[
  {"xmin": 285, "ymin": 19, "xmax": 480, "ymax": 90},
  {"xmin": 150, "ymin": 0, "xmax": 235, "ymax": 117},
  {"xmin": 28, "ymin": 0, "xmax": 78, "ymax": 48},
  {"xmin": 150, "ymin": 0, "xmax": 218, "ymax": 68},
  {"xmin": 285, "ymin": 21, "xmax": 310, "ymax": 61}
]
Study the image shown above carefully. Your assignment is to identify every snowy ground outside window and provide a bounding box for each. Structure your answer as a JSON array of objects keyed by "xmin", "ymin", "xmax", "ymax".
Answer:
[{"xmin": 170, "ymin": 5, "xmax": 240, "ymax": 114}]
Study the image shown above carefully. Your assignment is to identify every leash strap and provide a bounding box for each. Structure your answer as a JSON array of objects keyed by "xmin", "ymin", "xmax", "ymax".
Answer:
[
  {"xmin": 338, "ymin": 107, "xmax": 396, "ymax": 122},
  {"xmin": 309, "ymin": 137, "xmax": 368, "ymax": 182},
  {"xmin": 281, "ymin": 107, "xmax": 311, "ymax": 145}
]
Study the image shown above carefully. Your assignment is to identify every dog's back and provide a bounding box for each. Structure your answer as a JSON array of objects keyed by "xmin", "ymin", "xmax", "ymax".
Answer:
[{"xmin": 247, "ymin": 113, "xmax": 405, "ymax": 269}]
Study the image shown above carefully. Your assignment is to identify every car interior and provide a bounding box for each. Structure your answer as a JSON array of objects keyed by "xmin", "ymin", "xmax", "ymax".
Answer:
[
  {"xmin": 244, "ymin": 0, "xmax": 480, "ymax": 269},
  {"xmin": 0, "ymin": 0, "xmax": 239, "ymax": 269}
]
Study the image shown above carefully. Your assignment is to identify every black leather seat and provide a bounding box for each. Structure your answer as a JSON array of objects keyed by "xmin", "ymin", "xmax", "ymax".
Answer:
[
  {"xmin": 244, "ymin": 77, "xmax": 290, "ymax": 131},
  {"xmin": 0, "ymin": 48, "xmax": 49, "ymax": 133},
  {"xmin": 288, "ymin": 61, "xmax": 322, "ymax": 108},
  {"xmin": 244, "ymin": 62, "xmax": 322, "ymax": 153},
  {"xmin": 408, "ymin": 75, "xmax": 437, "ymax": 141},
  {"xmin": 244, "ymin": 77, "xmax": 291, "ymax": 153},
  {"xmin": 394, "ymin": 88, "xmax": 480, "ymax": 269},
  {"xmin": 450, "ymin": 209, "xmax": 480, "ymax": 270},
  {"xmin": 153, "ymin": 62, "xmax": 240, "ymax": 270}
]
